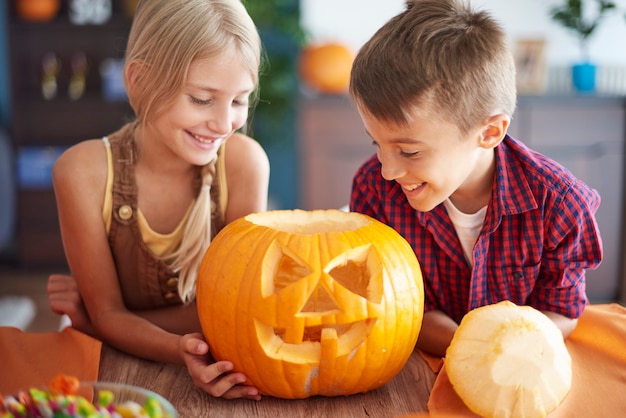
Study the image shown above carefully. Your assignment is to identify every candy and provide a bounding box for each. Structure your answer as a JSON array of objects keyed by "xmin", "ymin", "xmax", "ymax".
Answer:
[{"xmin": 0, "ymin": 375, "xmax": 172, "ymax": 418}]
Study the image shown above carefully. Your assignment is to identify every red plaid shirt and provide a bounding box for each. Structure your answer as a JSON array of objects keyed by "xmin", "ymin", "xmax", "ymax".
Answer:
[{"xmin": 350, "ymin": 135, "xmax": 602, "ymax": 323}]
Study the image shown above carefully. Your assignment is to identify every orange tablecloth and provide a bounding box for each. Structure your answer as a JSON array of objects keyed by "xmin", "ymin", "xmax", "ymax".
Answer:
[
  {"xmin": 426, "ymin": 303, "xmax": 626, "ymax": 417},
  {"xmin": 0, "ymin": 327, "xmax": 102, "ymax": 394}
]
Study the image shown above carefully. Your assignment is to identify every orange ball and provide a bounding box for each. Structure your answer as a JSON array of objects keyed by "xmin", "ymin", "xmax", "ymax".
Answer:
[{"xmin": 299, "ymin": 42, "xmax": 354, "ymax": 94}]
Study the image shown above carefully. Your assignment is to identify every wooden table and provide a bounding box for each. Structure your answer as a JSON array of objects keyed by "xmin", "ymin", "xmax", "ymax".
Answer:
[{"xmin": 99, "ymin": 345, "xmax": 437, "ymax": 418}]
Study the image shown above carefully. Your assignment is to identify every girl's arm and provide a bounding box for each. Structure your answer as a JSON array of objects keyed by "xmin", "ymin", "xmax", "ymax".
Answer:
[
  {"xmin": 53, "ymin": 140, "xmax": 184, "ymax": 365},
  {"xmin": 180, "ymin": 133, "xmax": 269, "ymax": 400},
  {"xmin": 48, "ymin": 273, "xmax": 201, "ymax": 336},
  {"xmin": 223, "ymin": 133, "xmax": 270, "ymax": 222}
]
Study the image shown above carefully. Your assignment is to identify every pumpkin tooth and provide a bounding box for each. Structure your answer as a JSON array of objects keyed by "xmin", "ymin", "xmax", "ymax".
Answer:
[
  {"xmin": 256, "ymin": 320, "xmax": 376, "ymax": 364},
  {"xmin": 321, "ymin": 328, "xmax": 338, "ymax": 353}
]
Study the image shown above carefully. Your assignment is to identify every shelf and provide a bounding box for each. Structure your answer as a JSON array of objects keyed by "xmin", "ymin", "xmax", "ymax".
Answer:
[
  {"xmin": 12, "ymin": 98, "xmax": 133, "ymax": 147},
  {"xmin": 6, "ymin": 1, "xmax": 134, "ymax": 267},
  {"xmin": 17, "ymin": 189, "xmax": 67, "ymax": 268}
]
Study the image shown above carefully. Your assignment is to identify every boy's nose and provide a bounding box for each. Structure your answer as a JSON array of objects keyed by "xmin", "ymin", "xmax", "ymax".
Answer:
[{"xmin": 379, "ymin": 154, "xmax": 405, "ymax": 181}]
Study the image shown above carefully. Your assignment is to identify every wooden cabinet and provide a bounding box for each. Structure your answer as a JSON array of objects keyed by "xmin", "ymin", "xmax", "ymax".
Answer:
[
  {"xmin": 298, "ymin": 94, "xmax": 373, "ymax": 210},
  {"xmin": 6, "ymin": 1, "xmax": 134, "ymax": 267},
  {"xmin": 299, "ymin": 94, "xmax": 626, "ymax": 303},
  {"xmin": 509, "ymin": 95, "xmax": 626, "ymax": 303}
]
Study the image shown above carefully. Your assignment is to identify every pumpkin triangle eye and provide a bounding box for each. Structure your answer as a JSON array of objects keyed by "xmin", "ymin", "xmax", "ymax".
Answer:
[
  {"xmin": 327, "ymin": 244, "xmax": 383, "ymax": 303},
  {"xmin": 269, "ymin": 242, "xmax": 312, "ymax": 294}
]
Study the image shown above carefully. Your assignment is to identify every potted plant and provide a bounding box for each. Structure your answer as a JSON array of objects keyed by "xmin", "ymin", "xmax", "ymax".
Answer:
[
  {"xmin": 242, "ymin": 0, "xmax": 307, "ymax": 209},
  {"xmin": 550, "ymin": 0, "xmax": 617, "ymax": 93}
]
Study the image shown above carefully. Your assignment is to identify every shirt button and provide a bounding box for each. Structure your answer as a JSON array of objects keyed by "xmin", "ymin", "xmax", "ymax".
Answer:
[
  {"xmin": 118, "ymin": 205, "xmax": 133, "ymax": 220},
  {"xmin": 164, "ymin": 291, "xmax": 178, "ymax": 300},
  {"xmin": 166, "ymin": 277, "xmax": 178, "ymax": 288}
]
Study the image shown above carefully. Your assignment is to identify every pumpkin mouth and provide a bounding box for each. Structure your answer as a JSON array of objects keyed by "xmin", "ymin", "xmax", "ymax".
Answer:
[{"xmin": 254, "ymin": 318, "xmax": 376, "ymax": 363}]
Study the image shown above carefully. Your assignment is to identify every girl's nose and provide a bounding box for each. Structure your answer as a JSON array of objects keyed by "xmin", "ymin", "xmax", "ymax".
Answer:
[{"xmin": 206, "ymin": 105, "xmax": 233, "ymax": 136}]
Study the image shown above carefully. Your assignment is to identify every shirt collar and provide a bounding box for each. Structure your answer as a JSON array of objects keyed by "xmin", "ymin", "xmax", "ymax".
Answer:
[
  {"xmin": 493, "ymin": 135, "xmax": 538, "ymax": 216},
  {"xmin": 417, "ymin": 135, "xmax": 537, "ymax": 227}
]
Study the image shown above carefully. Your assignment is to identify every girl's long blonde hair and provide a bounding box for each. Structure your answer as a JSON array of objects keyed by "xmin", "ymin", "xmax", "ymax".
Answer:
[{"xmin": 124, "ymin": 0, "xmax": 262, "ymax": 303}]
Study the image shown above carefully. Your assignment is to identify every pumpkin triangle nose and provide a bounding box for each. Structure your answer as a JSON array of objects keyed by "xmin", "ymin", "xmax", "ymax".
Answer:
[{"xmin": 300, "ymin": 286, "xmax": 340, "ymax": 314}]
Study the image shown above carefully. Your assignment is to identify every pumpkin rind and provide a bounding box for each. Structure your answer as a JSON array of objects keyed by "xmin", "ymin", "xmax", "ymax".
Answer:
[
  {"xmin": 445, "ymin": 301, "xmax": 572, "ymax": 418},
  {"xmin": 196, "ymin": 209, "xmax": 424, "ymax": 398}
]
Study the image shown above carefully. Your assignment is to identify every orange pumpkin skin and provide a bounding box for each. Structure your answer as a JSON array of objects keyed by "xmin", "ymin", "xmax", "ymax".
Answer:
[
  {"xmin": 299, "ymin": 43, "xmax": 354, "ymax": 94},
  {"xmin": 16, "ymin": 0, "xmax": 61, "ymax": 22},
  {"xmin": 197, "ymin": 209, "xmax": 424, "ymax": 399}
]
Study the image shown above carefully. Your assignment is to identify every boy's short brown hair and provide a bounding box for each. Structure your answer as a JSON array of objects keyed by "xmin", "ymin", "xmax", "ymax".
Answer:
[{"xmin": 350, "ymin": 0, "xmax": 516, "ymax": 134}]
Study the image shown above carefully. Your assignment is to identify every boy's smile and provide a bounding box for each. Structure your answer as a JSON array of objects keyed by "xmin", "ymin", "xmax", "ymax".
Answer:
[{"xmin": 357, "ymin": 105, "xmax": 503, "ymax": 214}]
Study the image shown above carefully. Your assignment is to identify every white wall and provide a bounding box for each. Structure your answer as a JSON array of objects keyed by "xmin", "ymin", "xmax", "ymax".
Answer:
[{"xmin": 300, "ymin": 0, "xmax": 626, "ymax": 66}]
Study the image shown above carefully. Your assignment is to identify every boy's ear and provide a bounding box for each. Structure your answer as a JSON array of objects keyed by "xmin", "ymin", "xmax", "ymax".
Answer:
[{"xmin": 479, "ymin": 113, "xmax": 509, "ymax": 149}]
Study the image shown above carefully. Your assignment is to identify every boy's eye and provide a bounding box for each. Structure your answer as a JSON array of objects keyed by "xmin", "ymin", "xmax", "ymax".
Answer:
[{"xmin": 400, "ymin": 150, "xmax": 420, "ymax": 157}]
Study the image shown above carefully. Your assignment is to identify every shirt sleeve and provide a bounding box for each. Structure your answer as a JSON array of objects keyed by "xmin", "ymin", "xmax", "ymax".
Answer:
[{"xmin": 529, "ymin": 178, "xmax": 602, "ymax": 318}]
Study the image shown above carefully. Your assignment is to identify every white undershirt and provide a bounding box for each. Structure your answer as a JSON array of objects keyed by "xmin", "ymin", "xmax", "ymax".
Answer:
[{"xmin": 443, "ymin": 198, "xmax": 487, "ymax": 267}]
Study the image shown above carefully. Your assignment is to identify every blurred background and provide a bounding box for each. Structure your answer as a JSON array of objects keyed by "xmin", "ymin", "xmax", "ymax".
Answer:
[{"xmin": 1, "ymin": 0, "xmax": 625, "ymax": 308}]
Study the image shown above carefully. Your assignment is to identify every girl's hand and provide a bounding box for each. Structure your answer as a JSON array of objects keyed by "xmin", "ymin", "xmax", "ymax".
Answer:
[
  {"xmin": 47, "ymin": 274, "xmax": 95, "ymax": 336},
  {"xmin": 180, "ymin": 333, "xmax": 261, "ymax": 400}
]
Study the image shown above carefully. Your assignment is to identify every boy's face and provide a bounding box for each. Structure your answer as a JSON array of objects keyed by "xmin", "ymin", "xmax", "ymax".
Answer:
[{"xmin": 358, "ymin": 105, "xmax": 497, "ymax": 213}]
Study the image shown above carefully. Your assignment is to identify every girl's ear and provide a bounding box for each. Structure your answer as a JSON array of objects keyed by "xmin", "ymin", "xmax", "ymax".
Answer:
[
  {"xmin": 479, "ymin": 113, "xmax": 510, "ymax": 149},
  {"xmin": 124, "ymin": 59, "xmax": 144, "ymax": 92}
]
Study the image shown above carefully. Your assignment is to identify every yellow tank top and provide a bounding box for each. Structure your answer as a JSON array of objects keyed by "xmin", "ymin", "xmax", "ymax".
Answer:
[{"xmin": 101, "ymin": 137, "xmax": 228, "ymax": 257}]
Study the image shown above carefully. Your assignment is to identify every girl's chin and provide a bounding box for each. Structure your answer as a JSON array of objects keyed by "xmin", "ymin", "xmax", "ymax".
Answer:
[{"xmin": 191, "ymin": 151, "xmax": 219, "ymax": 166}]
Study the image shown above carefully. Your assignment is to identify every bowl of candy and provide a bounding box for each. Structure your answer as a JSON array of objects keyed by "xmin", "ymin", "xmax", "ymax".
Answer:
[{"xmin": 0, "ymin": 375, "xmax": 177, "ymax": 417}]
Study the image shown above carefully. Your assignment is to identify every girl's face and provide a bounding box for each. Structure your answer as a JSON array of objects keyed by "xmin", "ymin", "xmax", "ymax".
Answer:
[
  {"xmin": 358, "ymin": 105, "xmax": 496, "ymax": 213},
  {"xmin": 149, "ymin": 49, "xmax": 255, "ymax": 167}
]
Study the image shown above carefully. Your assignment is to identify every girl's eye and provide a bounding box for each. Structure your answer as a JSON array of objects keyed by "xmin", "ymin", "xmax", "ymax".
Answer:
[{"xmin": 190, "ymin": 96, "xmax": 212, "ymax": 106}]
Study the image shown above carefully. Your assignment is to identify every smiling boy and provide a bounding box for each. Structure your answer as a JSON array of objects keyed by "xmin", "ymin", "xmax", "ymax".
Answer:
[{"xmin": 349, "ymin": 0, "xmax": 602, "ymax": 357}]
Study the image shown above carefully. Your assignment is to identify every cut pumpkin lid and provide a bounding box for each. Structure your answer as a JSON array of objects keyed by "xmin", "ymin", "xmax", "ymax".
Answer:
[{"xmin": 445, "ymin": 300, "xmax": 572, "ymax": 418}]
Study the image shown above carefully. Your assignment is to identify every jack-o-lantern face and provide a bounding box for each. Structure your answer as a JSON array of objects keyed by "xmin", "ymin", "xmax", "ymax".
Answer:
[
  {"xmin": 197, "ymin": 209, "xmax": 423, "ymax": 399},
  {"xmin": 254, "ymin": 242, "xmax": 382, "ymax": 365}
]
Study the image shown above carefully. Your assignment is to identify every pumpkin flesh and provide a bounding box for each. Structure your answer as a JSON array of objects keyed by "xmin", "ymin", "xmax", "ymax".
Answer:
[{"xmin": 445, "ymin": 301, "xmax": 572, "ymax": 418}]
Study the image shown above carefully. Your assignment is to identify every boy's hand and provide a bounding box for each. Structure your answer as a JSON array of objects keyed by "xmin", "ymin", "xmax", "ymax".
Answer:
[{"xmin": 180, "ymin": 333, "xmax": 261, "ymax": 400}]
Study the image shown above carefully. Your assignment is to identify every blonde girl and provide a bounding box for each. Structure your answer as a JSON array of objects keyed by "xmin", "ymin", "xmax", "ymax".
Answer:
[{"xmin": 48, "ymin": 0, "xmax": 268, "ymax": 400}]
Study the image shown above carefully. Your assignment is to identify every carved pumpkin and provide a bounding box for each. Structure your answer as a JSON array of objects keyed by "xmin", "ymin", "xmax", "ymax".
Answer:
[
  {"xmin": 445, "ymin": 301, "xmax": 572, "ymax": 418},
  {"xmin": 298, "ymin": 42, "xmax": 354, "ymax": 94},
  {"xmin": 196, "ymin": 209, "xmax": 424, "ymax": 399}
]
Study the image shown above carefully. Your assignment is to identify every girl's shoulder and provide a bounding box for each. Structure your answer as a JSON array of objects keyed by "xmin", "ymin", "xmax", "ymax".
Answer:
[
  {"xmin": 53, "ymin": 138, "xmax": 108, "ymax": 187},
  {"xmin": 224, "ymin": 132, "xmax": 269, "ymax": 170},
  {"xmin": 225, "ymin": 132, "xmax": 266, "ymax": 154}
]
